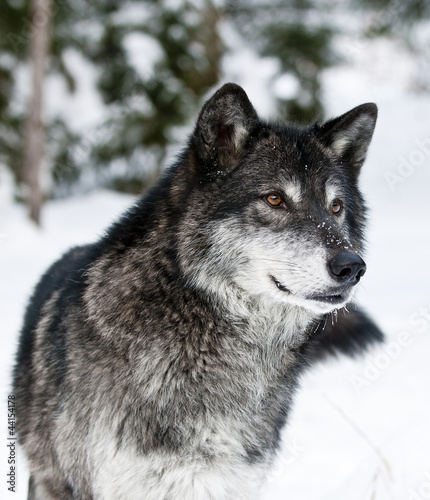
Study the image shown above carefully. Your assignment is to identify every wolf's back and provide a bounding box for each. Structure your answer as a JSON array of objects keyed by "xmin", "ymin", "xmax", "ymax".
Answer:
[{"xmin": 13, "ymin": 245, "xmax": 94, "ymax": 431}]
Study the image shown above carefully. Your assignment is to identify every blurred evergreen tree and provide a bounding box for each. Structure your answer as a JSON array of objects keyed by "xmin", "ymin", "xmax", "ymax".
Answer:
[
  {"xmin": 0, "ymin": 0, "xmax": 429, "ymax": 206},
  {"xmin": 355, "ymin": 0, "xmax": 430, "ymax": 26},
  {"xmin": 0, "ymin": 0, "xmax": 29, "ymax": 184},
  {"xmin": 344, "ymin": 0, "xmax": 430, "ymax": 93},
  {"xmin": 1, "ymin": 0, "xmax": 223, "ymax": 199},
  {"xmin": 86, "ymin": 0, "xmax": 223, "ymax": 193},
  {"xmin": 226, "ymin": 0, "xmax": 341, "ymax": 123},
  {"xmin": 227, "ymin": 0, "xmax": 430, "ymax": 121}
]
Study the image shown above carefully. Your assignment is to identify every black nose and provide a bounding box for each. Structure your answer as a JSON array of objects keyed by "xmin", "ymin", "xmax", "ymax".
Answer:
[{"xmin": 329, "ymin": 251, "xmax": 366, "ymax": 285}]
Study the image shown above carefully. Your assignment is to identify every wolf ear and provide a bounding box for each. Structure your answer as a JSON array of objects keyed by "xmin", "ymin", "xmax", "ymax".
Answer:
[
  {"xmin": 191, "ymin": 83, "xmax": 258, "ymax": 178},
  {"xmin": 317, "ymin": 103, "xmax": 378, "ymax": 177}
]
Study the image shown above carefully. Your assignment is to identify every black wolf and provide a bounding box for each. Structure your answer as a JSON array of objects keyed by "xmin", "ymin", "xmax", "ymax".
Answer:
[{"xmin": 14, "ymin": 83, "xmax": 383, "ymax": 499}]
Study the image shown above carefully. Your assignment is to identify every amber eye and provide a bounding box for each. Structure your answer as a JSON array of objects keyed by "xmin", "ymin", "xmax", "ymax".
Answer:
[
  {"xmin": 265, "ymin": 194, "xmax": 283, "ymax": 207},
  {"xmin": 331, "ymin": 200, "xmax": 343, "ymax": 214}
]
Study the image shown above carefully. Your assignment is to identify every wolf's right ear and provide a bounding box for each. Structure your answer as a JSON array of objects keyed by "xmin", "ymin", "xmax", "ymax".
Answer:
[
  {"xmin": 316, "ymin": 103, "xmax": 378, "ymax": 178},
  {"xmin": 191, "ymin": 83, "xmax": 258, "ymax": 179}
]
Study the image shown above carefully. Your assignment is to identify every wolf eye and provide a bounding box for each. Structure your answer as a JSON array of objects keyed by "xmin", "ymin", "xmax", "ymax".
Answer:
[
  {"xmin": 265, "ymin": 194, "xmax": 283, "ymax": 207},
  {"xmin": 331, "ymin": 200, "xmax": 343, "ymax": 215}
]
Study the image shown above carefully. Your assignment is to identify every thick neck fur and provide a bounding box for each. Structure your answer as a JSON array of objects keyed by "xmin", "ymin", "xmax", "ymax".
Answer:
[
  {"xmin": 83, "ymin": 166, "xmax": 321, "ymax": 432},
  {"xmin": 89, "ymin": 164, "xmax": 320, "ymax": 357}
]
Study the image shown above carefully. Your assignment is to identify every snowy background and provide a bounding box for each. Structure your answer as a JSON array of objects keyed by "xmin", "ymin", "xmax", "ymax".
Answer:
[{"xmin": 1, "ymin": 28, "xmax": 430, "ymax": 500}]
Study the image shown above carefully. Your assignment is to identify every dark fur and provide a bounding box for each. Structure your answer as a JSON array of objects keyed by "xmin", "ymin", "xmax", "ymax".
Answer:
[{"xmin": 14, "ymin": 83, "xmax": 383, "ymax": 500}]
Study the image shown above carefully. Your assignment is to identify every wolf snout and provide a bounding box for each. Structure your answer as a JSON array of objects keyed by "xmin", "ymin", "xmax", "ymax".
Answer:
[{"xmin": 328, "ymin": 251, "xmax": 366, "ymax": 285}]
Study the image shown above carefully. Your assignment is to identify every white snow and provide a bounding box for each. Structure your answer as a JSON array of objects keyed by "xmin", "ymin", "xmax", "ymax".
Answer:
[
  {"xmin": 46, "ymin": 48, "xmax": 108, "ymax": 132},
  {"xmin": 1, "ymin": 33, "xmax": 430, "ymax": 500},
  {"xmin": 122, "ymin": 32, "xmax": 164, "ymax": 81}
]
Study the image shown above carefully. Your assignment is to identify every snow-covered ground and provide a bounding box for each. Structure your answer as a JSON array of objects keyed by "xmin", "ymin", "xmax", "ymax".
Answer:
[{"xmin": 1, "ymin": 37, "xmax": 430, "ymax": 499}]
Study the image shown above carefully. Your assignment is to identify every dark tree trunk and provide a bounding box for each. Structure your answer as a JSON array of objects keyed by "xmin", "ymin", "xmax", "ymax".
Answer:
[{"xmin": 23, "ymin": 0, "xmax": 52, "ymax": 225}]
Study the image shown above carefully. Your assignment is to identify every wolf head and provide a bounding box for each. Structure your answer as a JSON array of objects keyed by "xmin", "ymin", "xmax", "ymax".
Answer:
[{"xmin": 177, "ymin": 83, "xmax": 377, "ymax": 316}]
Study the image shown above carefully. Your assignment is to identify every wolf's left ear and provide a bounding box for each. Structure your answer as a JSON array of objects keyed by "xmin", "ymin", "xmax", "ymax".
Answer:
[
  {"xmin": 316, "ymin": 103, "xmax": 378, "ymax": 178},
  {"xmin": 191, "ymin": 83, "xmax": 258, "ymax": 178}
]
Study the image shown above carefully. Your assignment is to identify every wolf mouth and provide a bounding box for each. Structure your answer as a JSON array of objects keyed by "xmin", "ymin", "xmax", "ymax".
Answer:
[
  {"xmin": 271, "ymin": 276, "xmax": 291, "ymax": 294},
  {"xmin": 270, "ymin": 275, "xmax": 347, "ymax": 305},
  {"xmin": 308, "ymin": 294, "xmax": 346, "ymax": 305}
]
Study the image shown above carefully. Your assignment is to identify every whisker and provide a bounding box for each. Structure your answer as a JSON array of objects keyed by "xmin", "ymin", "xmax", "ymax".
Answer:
[
  {"xmin": 256, "ymin": 257, "xmax": 301, "ymax": 266},
  {"xmin": 320, "ymin": 315, "xmax": 329, "ymax": 331},
  {"xmin": 331, "ymin": 310, "xmax": 338, "ymax": 325}
]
